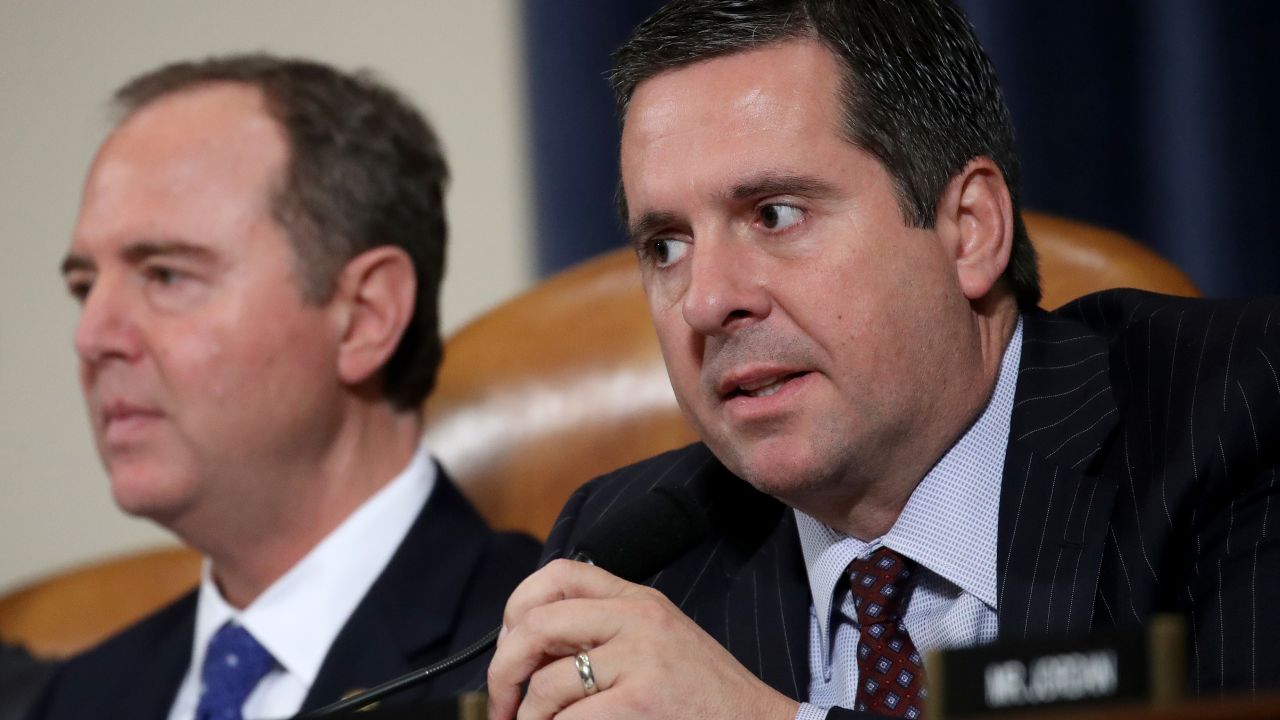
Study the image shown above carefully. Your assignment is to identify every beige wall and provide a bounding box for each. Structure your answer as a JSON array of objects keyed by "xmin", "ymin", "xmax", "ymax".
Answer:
[{"xmin": 0, "ymin": 1, "xmax": 534, "ymax": 592}]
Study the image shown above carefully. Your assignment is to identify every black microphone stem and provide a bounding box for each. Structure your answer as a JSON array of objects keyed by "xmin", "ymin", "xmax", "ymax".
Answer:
[
  {"xmin": 296, "ymin": 626, "xmax": 499, "ymax": 717},
  {"xmin": 296, "ymin": 486, "xmax": 708, "ymax": 718}
]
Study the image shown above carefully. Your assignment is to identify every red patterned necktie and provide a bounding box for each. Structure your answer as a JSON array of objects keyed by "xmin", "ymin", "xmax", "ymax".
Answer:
[{"xmin": 846, "ymin": 547, "xmax": 927, "ymax": 718}]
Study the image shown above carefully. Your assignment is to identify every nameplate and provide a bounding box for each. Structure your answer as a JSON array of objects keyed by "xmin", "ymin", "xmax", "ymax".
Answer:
[{"xmin": 926, "ymin": 615, "xmax": 1182, "ymax": 719}]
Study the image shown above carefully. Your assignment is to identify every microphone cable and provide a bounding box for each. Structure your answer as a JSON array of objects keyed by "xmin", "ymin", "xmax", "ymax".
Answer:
[{"xmin": 298, "ymin": 485, "xmax": 708, "ymax": 717}]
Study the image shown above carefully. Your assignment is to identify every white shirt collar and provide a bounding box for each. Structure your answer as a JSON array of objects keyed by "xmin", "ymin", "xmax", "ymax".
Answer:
[
  {"xmin": 796, "ymin": 317, "xmax": 1023, "ymax": 663},
  {"xmin": 174, "ymin": 440, "xmax": 436, "ymax": 718}
]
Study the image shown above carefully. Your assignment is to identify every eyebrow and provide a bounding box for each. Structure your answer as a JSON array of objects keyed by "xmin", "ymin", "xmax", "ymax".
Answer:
[
  {"xmin": 59, "ymin": 239, "xmax": 217, "ymax": 277},
  {"xmin": 59, "ymin": 253, "xmax": 95, "ymax": 277},
  {"xmin": 625, "ymin": 172, "xmax": 841, "ymax": 247},
  {"xmin": 627, "ymin": 211, "xmax": 680, "ymax": 249},
  {"xmin": 726, "ymin": 173, "xmax": 839, "ymax": 202}
]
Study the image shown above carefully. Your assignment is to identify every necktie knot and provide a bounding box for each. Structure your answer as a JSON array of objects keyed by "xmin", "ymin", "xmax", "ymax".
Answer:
[
  {"xmin": 196, "ymin": 622, "xmax": 276, "ymax": 720},
  {"xmin": 846, "ymin": 547, "xmax": 914, "ymax": 624}
]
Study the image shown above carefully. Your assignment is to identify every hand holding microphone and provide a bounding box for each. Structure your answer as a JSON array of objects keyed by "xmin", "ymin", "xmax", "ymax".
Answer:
[
  {"xmin": 301, "ymin": 486, "xmax": 734, "ymax": 718},
  {"xmin": 485, "ymin": 488, "xmax": 799, "ymax": 720}
]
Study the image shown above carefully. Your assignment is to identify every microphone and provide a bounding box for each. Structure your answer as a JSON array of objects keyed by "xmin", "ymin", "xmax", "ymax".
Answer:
[
  {"xmin": 298, "ymin": 485, "xmax": 709, "ymax": 717},
  {"xmin": 567, "ymin": 485, "xmax": 709, "ymax": 580}
]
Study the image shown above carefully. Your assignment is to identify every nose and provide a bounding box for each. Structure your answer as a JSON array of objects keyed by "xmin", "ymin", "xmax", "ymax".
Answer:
[
  {"xmin": 681, "ymin": 234, "xmax": 771, "ymax": 336},
  {"xmin": 74, "ymin": 276, "xmax": 141, "ymax": 367}
]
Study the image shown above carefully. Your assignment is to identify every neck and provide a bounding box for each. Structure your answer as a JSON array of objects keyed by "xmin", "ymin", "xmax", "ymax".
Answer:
[{"xmin": 194, "ymin": 402, "xmax": 424, "ymax": 609}]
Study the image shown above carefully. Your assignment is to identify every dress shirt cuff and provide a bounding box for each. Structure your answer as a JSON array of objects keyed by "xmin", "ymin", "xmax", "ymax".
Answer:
[{"xmin": 795, "ymin": 702, "xmax": 830, "ymax": 720}]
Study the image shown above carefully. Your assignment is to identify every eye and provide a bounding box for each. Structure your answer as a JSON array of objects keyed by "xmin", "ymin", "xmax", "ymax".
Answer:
[
  {"xmin": 144, "ymin": 265, "xmax": 187, "ymax": 287},
  {"xmin": 141, "ymin": 263, "xmax": 209, "ymax": 311},
  {"xmin": 757, "ymin": 203, "xmax": 804, "ymax": 232},
  {"xmin": 651, "ymin": 237, "xmax": 691, "ymax": 268},
  {"xmin": 65, "ymin": 276, "xmax": 94, "ymax": 303}
]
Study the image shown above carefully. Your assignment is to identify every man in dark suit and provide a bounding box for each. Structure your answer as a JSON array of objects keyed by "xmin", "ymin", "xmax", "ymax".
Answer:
[
  {"xmin": 486, "ymin": 1, "xmax": 1280, "ymax": 719},
  {"xmin": 33, "ymin": 55, "xmax": 539, "ymax": 719}
]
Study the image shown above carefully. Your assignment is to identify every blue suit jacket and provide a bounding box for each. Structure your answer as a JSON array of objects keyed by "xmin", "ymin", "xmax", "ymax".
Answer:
[
  {"xmin": 540, "ymin": 290, "xmax": 1280, "ymax": 718},
  {"xmin": 29, "ymin": 472, "xmax": 540, "ymax": 719}
]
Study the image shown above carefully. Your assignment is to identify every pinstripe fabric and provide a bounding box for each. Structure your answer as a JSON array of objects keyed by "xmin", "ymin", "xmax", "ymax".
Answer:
[
  {"xmin": 541, "ymin": 289, "xmax": 1280, "ymax": 717},
  {"xmin": 1045, "ymin": 292, "xmax": 1280, "ymax": 697}
]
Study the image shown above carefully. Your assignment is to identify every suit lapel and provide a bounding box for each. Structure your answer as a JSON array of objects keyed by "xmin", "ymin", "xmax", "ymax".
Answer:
[
  {"xmin": 110, "ymin": 592, "xmax": 197, "ymax": 718},
  {"xmin": 718, "ymin": 508, "xmax": 812, "ymax": 699},
  {"xmin": 303, "ymin": 469, "xmax": 490, "ymax": 709},
  {"xmin": 655, "ymin": 452, "xmax": 812, "ymax": 700},
  {"xmin": 998, "ymin": 310, "xmax": 1120, "ymax": 640}
]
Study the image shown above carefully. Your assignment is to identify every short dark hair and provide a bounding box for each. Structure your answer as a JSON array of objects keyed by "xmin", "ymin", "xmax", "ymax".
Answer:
[
  {"xmin": 612, "ymin": 0, "xmax": 1041, "ymax": 309},
  {"xmin": 114, "ymin": 54, "xmax": 449, "ymax": 408}
]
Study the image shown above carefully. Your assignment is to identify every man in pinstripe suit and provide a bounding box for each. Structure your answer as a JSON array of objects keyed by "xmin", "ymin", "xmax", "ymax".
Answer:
[{"xmin": 487, "ymin": 1, "xmax": 1280, "ymax": 718}]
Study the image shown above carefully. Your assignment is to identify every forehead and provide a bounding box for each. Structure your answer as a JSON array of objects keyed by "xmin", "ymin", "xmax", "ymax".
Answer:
[
  {"xmin": 619, "ymin": 40, "xmax": 848, "ymax": 209},
  {"xmin": 627, "ymin": 39, "xmax": 843, "ymax": 134},
  {"xmin": 73, "ymin": 82, "xmax": 289, "ymax": 249}
]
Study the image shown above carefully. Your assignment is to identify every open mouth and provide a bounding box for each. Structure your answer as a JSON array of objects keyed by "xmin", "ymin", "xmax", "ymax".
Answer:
[{"xmin": 724, "ymin": 371, "xmax": 809, "ymax": 400}]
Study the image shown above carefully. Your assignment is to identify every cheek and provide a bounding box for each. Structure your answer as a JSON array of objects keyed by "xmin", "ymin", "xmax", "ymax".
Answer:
[
  {"xmin": 845, "ymin": 251, "xmax": 965, "ymax": 394},
  {"xmin": 796, "ymin": 248, "xmax": 924, "ymax": 380},
  {"xmin": 652, "ymin": 313, "xmax": 702, "ymax": 394},
  {"xmin": 237, "ymin": 320, "xmax": 331, "ymax": 398},
  {"xmin": 641, "ymin": 267, "xmax": 688, "ymax": 317},
  {"xmin": 209, "ymin": 348, "xmax": 235, "ymax": 401},
  {"xmin": 150, "ymin": 317, "xmax": 247, "ymax": 409},
  {"xmin": 78, "ymin": 360, "xmax": 97, "ymax": 404},
  {"xmin": 783, "ymin": 256, "xmax": 875, "ymax": 346}
]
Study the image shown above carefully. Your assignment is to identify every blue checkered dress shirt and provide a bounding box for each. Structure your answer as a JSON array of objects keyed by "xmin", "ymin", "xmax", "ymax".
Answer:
[{"xmin": 794, "ymin": 318, "xmax": 1022, "ymax": 719}]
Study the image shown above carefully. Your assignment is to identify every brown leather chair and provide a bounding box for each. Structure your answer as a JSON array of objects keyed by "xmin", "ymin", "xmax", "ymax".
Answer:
[
  {"xmin": 423, "ymin": 211, "xmax": 1199, "ymax": 539},
  {"xmin": 0, "ymin": 212, "xmax": 1197, "ymax": 659},
  {"xmin": 1029, "ymin": 213, "xmax": 1198, "ymax": 313},
  {"xmin": 0, "ymin": 547, "xmax": 201, "ymax": 659}
]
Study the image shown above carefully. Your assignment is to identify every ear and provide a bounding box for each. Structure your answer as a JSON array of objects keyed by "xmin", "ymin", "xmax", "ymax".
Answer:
[
  {"xmin": 935, "ymin": 157, "xmax": 1014, "ymax": 301},
  {"xmin": 330, "ymin": 246, "xmax": 417, "ymax": 388}
]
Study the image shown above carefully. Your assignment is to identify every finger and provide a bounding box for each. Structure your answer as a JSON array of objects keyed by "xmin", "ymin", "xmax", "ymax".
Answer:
[
  {"xmin": 517, "ymin": 647, "xmax": 617, "ymax": 720},
  {"xmin": 502, "ymin": 558, "xmax": 643, "ymax": 633},
  {"xmin": 491, "ymin": 562, "xmax": 668, "ymax": 720},
  {"xmin": 553, "ymin": 691, "xmax": 631, "ymax": 720},
  {"xmin": 488, "ymin": 596, "xmax": 631, "ymax": 720}
]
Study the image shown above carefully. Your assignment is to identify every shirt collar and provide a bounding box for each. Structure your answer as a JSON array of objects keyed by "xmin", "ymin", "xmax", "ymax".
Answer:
[
  {"xmin": 796, "ymin": 317, "xmax": 1022, "ymax": 663},
  {"xmin": 191, "ymin": 440, "xmax": 436, "ymax": 689}
]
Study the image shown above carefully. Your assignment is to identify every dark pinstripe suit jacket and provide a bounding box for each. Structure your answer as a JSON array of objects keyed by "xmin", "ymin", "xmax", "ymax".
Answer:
[{"xmin": 542, "ymin": 289, "xmax": 1280, "ymax": 716}]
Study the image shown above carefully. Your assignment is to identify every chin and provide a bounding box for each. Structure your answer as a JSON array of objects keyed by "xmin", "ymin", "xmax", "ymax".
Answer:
[
  {"xmin": 715, "ymin": 437, "xmax": 837, "ymax": 500},
  {"xmin": 741, "ymin": 465, "xmax": 831, "ymax": 502},
  {"xmin": 107, "ymin": 460, "xmax": 197, "ymax": 523}
]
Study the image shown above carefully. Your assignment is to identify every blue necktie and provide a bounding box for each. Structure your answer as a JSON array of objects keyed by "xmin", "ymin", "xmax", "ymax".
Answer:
[{"xmin": 195, "ymin": 622, "xmax": 276, "ymax": 720}]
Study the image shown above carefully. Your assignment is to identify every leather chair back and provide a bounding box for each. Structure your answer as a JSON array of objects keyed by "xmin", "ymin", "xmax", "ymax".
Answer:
[
  {"xmin": 424, "ymin": 212, "xmax": 1199, "ymax": 539},
  {"xmin": 0, "ymin": 212, "xmax": 1198, "ymax": 658}
]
